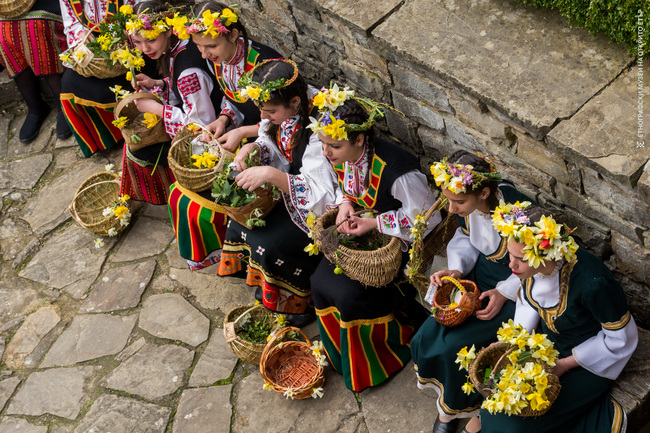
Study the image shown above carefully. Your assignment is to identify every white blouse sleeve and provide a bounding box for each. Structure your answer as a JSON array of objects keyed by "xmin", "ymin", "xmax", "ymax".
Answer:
[
  {"xmin": 376, "ymin": 171, "xmax": 440, "ymax": 243},
  {"xmin": 495, "ymin": 273, "xmax": 523, "ymax": 301},
  {"xmin": 220, "ymin": 98, "xmax": 244, "ymax": 128},
  {"xmin": 161, "ymin": 68, "xmax": 217, "ymax": 137},
  {"xmin": 446, "ymin": 226, "xmax": 480, "ymax": 276},
  {"xmin": 254, "ymin": 120, "xmax": 290, "ymax": 172},
  {"xmin": 572, "ymin": 316, "xmax": 638, "ymax": 380},
  {"xmin": 285, "ymin": 132, "xmax": 339, "ymax": 218},
  {"xmin": 513, "ymin": 290, "xmax": 541, "ymax": 332}
]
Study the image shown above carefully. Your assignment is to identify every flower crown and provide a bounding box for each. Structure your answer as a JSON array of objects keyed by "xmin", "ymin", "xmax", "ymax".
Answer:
[
  {"xmin": 307, "ymin": 83, "xmax": 386, "ymax": 141},
  {"xmin": 237, "ymin": 58, "xmax": 300, "ymax": 104},
  {"xmin": 167, "ymin": 7, "xmax": 238, "ymax": 40},
  {"xmin": 491, "ymin": 201, "xmax": 579, "ymax": 268},
  {"xmin": 126, "ymin": 10, "xmax": 171, "ymax": 39},
  {"xmin": 430, "ymin": 158, "xmax": 501, "ymax": 194}
]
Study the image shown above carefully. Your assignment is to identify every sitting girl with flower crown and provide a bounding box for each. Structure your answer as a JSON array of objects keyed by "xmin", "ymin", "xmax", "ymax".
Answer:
[
  {"xmin": 307, "ymin": 85, "xmax": 440, "ymax": 392},
  {"xmin": 117, "ymin": 1, "xmax": 221, "ymax": 205},
  {"xmin": 410, "ymin": 151, "xmax": 530, "ymax": 433},
  {"xmin": 216, "ymin": 59, "xmax": 339, "ymax": 327},
  {"xmin": 477, "ymin": 203, "xmax": 638, "ymax": 433}
]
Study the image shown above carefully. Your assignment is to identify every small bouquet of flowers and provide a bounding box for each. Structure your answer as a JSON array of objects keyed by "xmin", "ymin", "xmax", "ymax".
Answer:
[{"xmin": 458, "ymin": 320, "xmax": 561, "ymax": 417}]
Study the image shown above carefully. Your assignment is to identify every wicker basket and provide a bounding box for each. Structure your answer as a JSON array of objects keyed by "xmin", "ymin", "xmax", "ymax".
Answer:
[
  {"xmin": 223, "ymin": 305, "xmax": 282, "ymax": 365},
  {"xmin": 69, "ymin": 172, "xmax": 126, "ymax": 237},
  {"xmin": 312, "ymin": 207, "xmax": 401, "ymax": 287},
  {"xmin": 168, "ymin": 123, "xmax": 233, "ymax": 192},
  {"xmin": 432, "ymin": 276, "xmax": 481, "ymax": 326},
  {"xmin": 69, "ymin": 27, "xmax": 128, "ymax": 79},
  {"xmin": 260, "ymin": 326, "xmax": 325, "ymax": 400},
  {"xmin": 469, "ymin": 342, "xmax": 561, "ymax": 417},
  {"xmin": 114, "ymin": 93, "xmax": 170, "ymax": 152},
  {"xmin": 220, "ymin": 186, "xmax": 278, "ymax": 230},
  {"xmin": 0, "ymin": 0, "xmax": 36, "ymax": 19}
]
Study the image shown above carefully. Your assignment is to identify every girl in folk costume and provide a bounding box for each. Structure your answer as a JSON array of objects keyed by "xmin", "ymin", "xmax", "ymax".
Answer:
[
  {"xmin": 409, "ymin": 151, "xmax": 529, "ymax": 433},
  {"xmin": 165, "ymin": 3, "xmax": 279, "ymax": 270},
  {"xmin": 188, "ymin": 1, "xmax": 281, "ymax": 149},
  {"xmin": 119, "ymin": 1, "xmax": 221, "ymax": 205},
  {"xmin": 217, "ymin": 59, "xmax": 339, "ymax": 326},
  {"xmin": 58, "ymin": 0, "xmax": 155, "ymax": 157},
  {"xmin": 308, "ymin": 86, "xmax": 440, "ymax": 392},
  {"xmin": 479, "ymin": 204, "xmax": 638, "ymax": 433},
  {"xmin": 0, "ymin": 0, "xmax": 71, "ymax": 143}
]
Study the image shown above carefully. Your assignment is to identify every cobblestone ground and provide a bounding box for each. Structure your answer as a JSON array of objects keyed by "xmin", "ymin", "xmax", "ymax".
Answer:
[{"xmin": 0, "ymin": 74, "xmax": 443, "ymax": 433}]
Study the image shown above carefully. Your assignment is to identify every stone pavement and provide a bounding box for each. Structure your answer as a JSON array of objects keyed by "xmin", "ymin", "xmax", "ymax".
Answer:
[
  {"xmin": 0, "ymin": 71, "xmax": 649, "ymax": 432},
  {"xmin": 0, "ymin": 72, "xmax": 447, "ymax": 432}
]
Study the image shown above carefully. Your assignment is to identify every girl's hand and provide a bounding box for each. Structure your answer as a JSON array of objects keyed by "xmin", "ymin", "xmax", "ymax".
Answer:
[
  {"xmin": 206, "ymin": 115, "xmax": 230, "ymax": 140},
  {"xmin": 218, "ymin": 127, "xmax": 245, "ymax": 152},
  {"xmin": 133, "ymin": 98, "xmax": 164, "ymax": 117},
  {"xmin": 235, "ymin": 166, "xmax": 275, "ymax": 191},
  {"xmin": 231, "ymin": 142, "xmax": 259, "ymax": 171},
  {"xmin": 553, "ymin": 356, "xmax": 578, "ymax": 377},
  {"xmin": 336, "ymin": 202, "xmax": 355, "ymax": 227},
  {"xmin": 338, "ymin": 215, "xmax": 376, "ymax": 236},
  {"xmin": 475, "ymin": 289, "xmax": 507, "ymax": 321},
  {"xmin": 429, "ymin": 269, "xmax": 462, "ymax": 288},
  {"xmin": 134, "ymin": 74, "xmax": 159, "ymax": 90}
]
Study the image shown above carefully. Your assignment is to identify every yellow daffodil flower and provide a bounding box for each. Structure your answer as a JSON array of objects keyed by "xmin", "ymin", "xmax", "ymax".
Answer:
[
  {"xmin": 142, "ymin": 112, "xmax": 160, "ymax": 129},
  {"xmin": 119, "ymin": 4, "xmax": 133, "ymax": 15}
]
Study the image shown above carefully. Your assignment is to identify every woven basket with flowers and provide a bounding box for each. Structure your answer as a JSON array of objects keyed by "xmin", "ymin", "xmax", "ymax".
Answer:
[
  {"xmin": 310, "ymin": 208, "xmax": 401, "ymax": 287},
  {"xmin": 260, "ymin": 326, "xmax": 326, "ymax": 400},
  {"xmin": 432, "ymin": 276, "xmax": 481, "ymax": 327},
  {"xmin": 223, "ymin": 304, "xmax": 286, "ymax": 365},
  {"xmin": 458, "ymin": 320, "xmax": 562, "ymax": 417}
]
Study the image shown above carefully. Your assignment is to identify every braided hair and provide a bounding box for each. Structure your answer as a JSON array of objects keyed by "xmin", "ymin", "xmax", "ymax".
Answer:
[
  {"xmin": 252, "ymin": 60, "xmax": 309, "ymax": 160},
  {"xmin": 331, "ymin": 98, "xmax": 376, "ymax": 149},
  {"xmin": 448, "ymin": 150, "xmax": 500, "ymax": 209}
]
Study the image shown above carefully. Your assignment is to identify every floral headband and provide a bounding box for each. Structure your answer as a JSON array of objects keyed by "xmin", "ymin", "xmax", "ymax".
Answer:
[
  {"xmin": 238, "ymin": 58, "xmax": 300, "ymax": 104},
  {"xmin": 167, "ymin": 7, "xmax": 238, "ymax": 40},
  {"xmin": 491, "ymin": 200, "xmax": 579, "ymax": 268},
  {"xmin": 126, "ymin": 11, "xmax": 171, "ymax": 39},
  {"xmin": 430, "ymin": 158, "xmax": 501, "ymax": 194}
]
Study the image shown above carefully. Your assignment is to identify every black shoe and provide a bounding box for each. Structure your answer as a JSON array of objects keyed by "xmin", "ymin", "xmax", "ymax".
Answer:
[
  {"xmin": 284, "ymin": 309, "xmax": 316, "ymax": 328},
  {"xmin": 254, "ymin": 286, "xmax": 263, "ymax": 302},
  {"xmin": 56, "ymin": 110, "xmax": 72, "ymax": 139},
  {"xmin": 19, "ymin": 107, "xmax": 51, "ymax": 143},
  {"xmin": 433, "ymin": 417, "xmax": 459, "ymax": 433}
]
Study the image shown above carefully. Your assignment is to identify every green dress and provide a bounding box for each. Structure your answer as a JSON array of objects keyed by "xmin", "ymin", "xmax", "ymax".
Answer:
[
  {"xmin": 481, "ymin": 248, "xmax": 637, "ymax": 433},
  {"xmin": 410, "ymin": 185, "xmax": 527, "ymax": 419}
]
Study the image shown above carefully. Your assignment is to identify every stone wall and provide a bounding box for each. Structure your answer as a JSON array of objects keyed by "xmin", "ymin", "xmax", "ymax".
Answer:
[{"xmin": 237, "ymin": 0, "xmax": 650, "ymax": 327}]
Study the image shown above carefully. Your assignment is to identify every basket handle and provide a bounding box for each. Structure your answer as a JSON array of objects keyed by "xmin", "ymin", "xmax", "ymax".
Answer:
[
  {"xmin": 423, "ymin": 196, "xmax": 447, "ymax": 222},
  {"xmin": 490, "ymin": 346, "xmax": 516, "ymax": 381},
  {"xmin": 114, "ymin": 92, "xmax": 162, "ymax": 120},
  {"xmin": 260, "ymin": 326, "xmax": 311, "ymax": 363},
  {"xmin": 69, "ymin": 178, "xmax": 122, "ymax": 217},
  {"xmin": 233, "ymin": 304, "xmax": 266, "ymax": 327},
  {"xmin": 439, "ymin": 276, "xmax": 480, "ymax": 313},
  {"xmin": 333, "ymin": 208, "xmax": 378, "ymax": 230},
  {"xmin": 80, "ymin": 24, "xmax": 101, "ymax": 44}
]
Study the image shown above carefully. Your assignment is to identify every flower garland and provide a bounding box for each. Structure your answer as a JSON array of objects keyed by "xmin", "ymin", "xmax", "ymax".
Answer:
[
  {"xmin": 237, "ymin": 58, "xmax": 300, "ymax": 105},
  {"xmin": 166, "ymin": 6, "xmax": 238, "ymax": 40},
  {"xmin": 125, "ymin": 9, "xmax": 173, "ymax": 39},
  {"xmin": 430, "ymin": 158, "xmax": 502, "ymax": 195},
  {"xmin": 491, "ymin": 200, "xmax": 579, "ymax": 268},
  {"xmin": 307, "ymin": 82, "xmax": 388, "ymax": 141},
  {"xmin": 457, "ymin": 320, "xmax": 560, "ymax": 416}
]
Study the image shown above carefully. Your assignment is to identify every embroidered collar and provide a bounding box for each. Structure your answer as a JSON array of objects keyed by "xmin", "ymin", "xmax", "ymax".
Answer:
[
  {"xmin": 276, "ymin": 114, "xmax": 301, "ymax": 162},
  {"xmin": 536, "ymin": 260, "xmax": 564, "ymax": 280},
  {"xmin": 224, "ymin": 37, "xmax": 245, "ymax": 66}
]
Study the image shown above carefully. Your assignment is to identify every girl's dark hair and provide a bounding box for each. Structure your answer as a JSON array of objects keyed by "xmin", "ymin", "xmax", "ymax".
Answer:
[
  {"xmin": 331, "ymin": 98, "xmax": 376, "ymax": 150},
  {"xmin": 447, "ymin": 150, "xmax": 500, "ymax": 209},
  {"xmin": 133, "ymin": 1, "xmax": 188, "ymax": 77},
  {"xmin": 192, "ymin": 2, "xmax": 249, "ymax": 51},
  {"xmin": 252, "ymin": 60, "xmax": 309, "ymax": 158}
]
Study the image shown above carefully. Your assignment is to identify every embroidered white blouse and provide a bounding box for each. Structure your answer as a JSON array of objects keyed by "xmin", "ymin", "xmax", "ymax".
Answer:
[
  {"xmin": 156, "ymin": 40, "xmax": 217, "ymax": 137},
  {"xmin": 513, "ymin": 266, "xmax": 638, "ymax": 380},
  {"xmin": 335, "ymin": 143, "xmax": 439, "ymax": 243},
  {"xmin": 214, "ymin": 37, "xmax": 248, "ymax": 128}
]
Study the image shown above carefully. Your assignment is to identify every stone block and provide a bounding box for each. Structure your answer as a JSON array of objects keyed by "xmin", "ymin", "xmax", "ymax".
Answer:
[
  {"xmin": 339, "ymin": 59, "xmax": 386, "ymax": 99},
  {"xmin": 554, "ymin": 206, "xmax": 611, "ymax": 258},
  {"xmin": 548, "ymin": 68, "xmax": 648, "ymax": 187},
  {"xmin": 612, "ymin": 231, "xmax": 650, "ymax": 285},
  {"xmin": 638, "ymin": 161, "xmax": 650, "ymax": 202},
  {"xmin": 292, "ymin": 1, "xmax": 324, "ymax": 35},
  {"xmin": 516, "ymin": 133, "xmax": 570, "ymax": 185},
  {"xmin": 418, "ymin": 126, "xmax": 455, "ymax": 160},
  {"xmin": 614, "ymin": 273, "xmax": 650, "ymax": 330},
  {"xmin": 257, "ymin": 0, "xmax": 298, "ymax": 32},
  {"xmin": 388, "ymin": 63, "xmax": 452, "ymax": 113},
  {"xmin": 384, "ymin": 109, "xmax": 422, "ymax": 155},
  {"xmin": 448, "ymin": 92, "xmax": 507, "ymax": 141},
  {"xmin": 582, "ymin": 167, "xmax": 650, "ymax": 228},
  {"xmin": 445, "ymin": 119, "xmax": 488, "ymax": 153},
  {"xmin": 343, "ymin": 40, "xmax": 390, "ymax": 82},
  {"xmin": 392, "ymin": 90, "xmax": 445, "ymax": 133},
  {"xmin": 313, "ymin": 0, "xmax": 402, "ymax": 32},
  {"xmin": 374, "ymin": 0, "xmax": 632, "ymax": 137}
]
